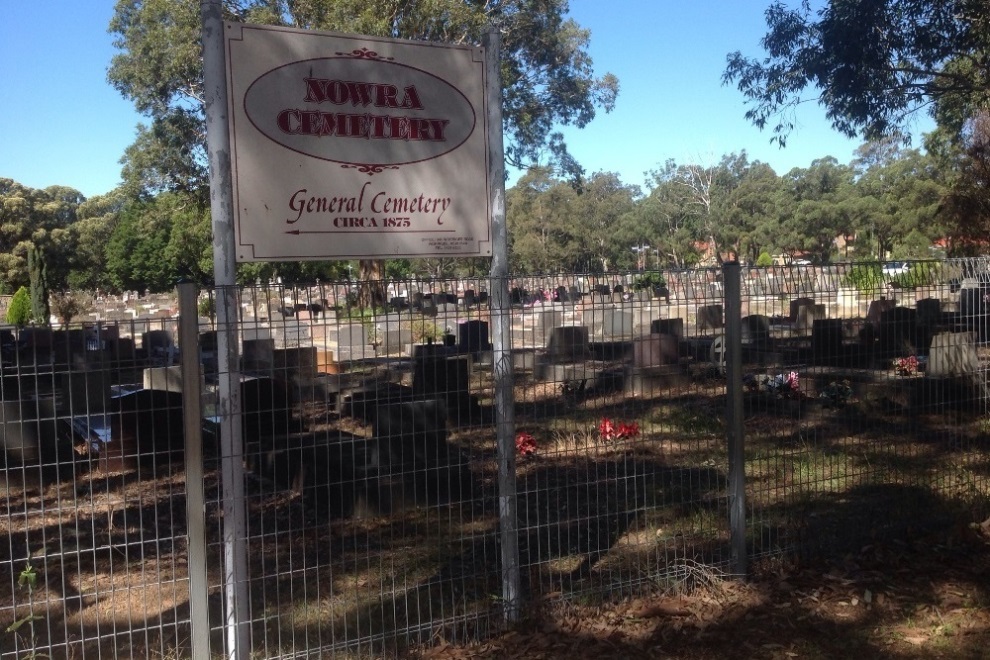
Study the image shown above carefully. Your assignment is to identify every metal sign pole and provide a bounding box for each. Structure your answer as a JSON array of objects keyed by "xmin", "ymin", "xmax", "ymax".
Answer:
[
  {"xmin": 483, "ymin": 25, "xmax": 521, "ymax": 622},
  {"xmin": 200, "ymin": 2, "xmax": 250, "ymax": 657}
]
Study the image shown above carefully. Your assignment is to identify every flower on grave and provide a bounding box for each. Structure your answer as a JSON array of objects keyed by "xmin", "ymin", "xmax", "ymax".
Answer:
[
  {"xmin": 616, "ymin": 422, "xmax": 640, "ymax": 439},
  {"xmin": 765, "ymin": 371, "xmax": 800, "ymax": 394},
  {"xmin": 894, "ymin": 355, "xmax": 919, "ymax": 376},
  {"xmin": 819, "ymin": 379, "xmax": 853, "ymax": 408},
  {"xmin": 598, "ymin": 418, "xmax": 641, "ymax": 441},
  {"xmin": 515, "ymin": 431, "xmax": 537, "ymax": 456}
]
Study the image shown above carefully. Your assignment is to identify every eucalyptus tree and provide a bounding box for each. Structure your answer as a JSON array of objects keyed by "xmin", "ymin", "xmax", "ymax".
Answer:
[
  {"xmin": 775, "ymin": 157, "xmax": 856, "ymax": 263},
  {"xmin": 506, "ymin": 167, "xmax": 580, "ymax": 273},
  {"xmin": 724, "ymin": 0, "xmax": 989, "ymax": 147},
  {"xmin": 570, "ymin": 171, "xmax": 639, "ymax": 272},
  {"xmin": 0, "ymin": 179, "xmax": 84, "ymax": 293}
]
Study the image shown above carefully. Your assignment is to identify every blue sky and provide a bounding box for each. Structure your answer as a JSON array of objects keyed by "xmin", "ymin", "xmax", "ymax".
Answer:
[{"xmin": 2, "ymin": 1, "xmax": 934, "ymax": 199}]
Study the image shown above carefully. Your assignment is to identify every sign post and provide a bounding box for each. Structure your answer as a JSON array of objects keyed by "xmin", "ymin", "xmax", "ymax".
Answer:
[{"xmin": 201, "ymin": 3, "xmax": 249, "ymax": 659}]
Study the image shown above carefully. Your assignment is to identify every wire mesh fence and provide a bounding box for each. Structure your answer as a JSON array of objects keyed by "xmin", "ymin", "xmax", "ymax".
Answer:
[{"xmin": 0, "ymin": 259, "xmax": 988, "ymax": 658}]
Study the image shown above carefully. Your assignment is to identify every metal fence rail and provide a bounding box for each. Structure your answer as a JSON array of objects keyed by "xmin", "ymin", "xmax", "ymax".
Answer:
[{"xmin": 0, "ymin": 259, "xmax": 988, "ymax": 658}]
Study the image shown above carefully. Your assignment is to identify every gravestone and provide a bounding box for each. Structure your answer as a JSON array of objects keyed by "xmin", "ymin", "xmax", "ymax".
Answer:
[
  {"xmin": 959, "ymin": 285, "xmax": 989, "ymax": 340},
  {"xmin": 878, "ymin": 307, "xmax": 923, "ymax": 357},
  {"xmin": 97, "ymin": 389, "xmax": 186, "ymax": 469},
  {"xmin": 631, "ymin": 334, "xmax": 679, "ymax": 368},
  {"xmin": 793, "ymin": 302, "xmax": 826, "ymax": 334},
  {"xmin": 697, "ymin": 304, "xmax": 723, "ymax": 333},
  {"xmin": 242, "ymin": 338, "xmax": 275, "ymax": 373},
  {"xmin": 741, "ymin": 314, "xmax": 772, "ymax": 347},
  {"xmin": 811, "ymin": 318, "xmax": 844, "ymax": 364},
  {"xmin": 329, "ymin": 322, "xmax": 372, "ymax": 362},
  {"xmin": 1, "ymin": 398, "xmax": 61, "ymax": 473},
  {"xmin": 412, "ymin": 355, "xmax": 478, "ymax": 425},
  {"xmin": 546, "ymin": 326, "xmax": 590, "ymax": 362},
  {"xmin": 590, "ymin": 307, "xmax": 634, "ymax": 341},
  {"xmin": 927, "ymin": 332, "xmax": 980, "ymax": 377},
  {"xmin": 915, "ymin": 298, "xmax": 943, "ymax": 329},
  {"xmin": 650, "ymin": 318, "xmax": 684, "ymax": 339},
  {"xmin": 143, "ymin": 365, "xmax": 205, "ymax": 394},
  {"xmin": 866, "ymin": 298, "xmax": 897, "ymax": 328},
  {"xmin": 457, "ymin": 320, "xmax": 490, "ymax": 354},
  {"xmin": 370, "ymin": 399, "xmax": 473, "ymax": 512}
]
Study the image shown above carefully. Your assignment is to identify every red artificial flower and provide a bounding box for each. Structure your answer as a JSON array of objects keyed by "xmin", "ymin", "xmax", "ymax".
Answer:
[
  {"xmin": 617, "ymin": 422, "xmax": 640, "ymax": 439},
  {"xmin": 515, "ymin": 432, "xmax": 537, "ymax": 456},
  {"xmin": 598, "ymin": 418, "xmax": 617, "ymax": 441}
]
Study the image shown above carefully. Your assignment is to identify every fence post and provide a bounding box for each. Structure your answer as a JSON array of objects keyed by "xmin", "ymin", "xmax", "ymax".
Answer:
[
  {"xmin": 723, "ymin": 261, "xmax": 748, "ymax": 577},
  {"xmin": 484, "ymin": 25, "xmax": 521, "ymax": 622},
  {"xmin": 178, "ymin": 282, "xmax": 210, "ymax": 658}
]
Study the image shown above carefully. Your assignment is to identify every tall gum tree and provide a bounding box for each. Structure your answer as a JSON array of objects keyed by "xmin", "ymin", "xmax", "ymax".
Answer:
[
  {"xmin": 108, "ymin": 0, "xmax": 619, "ymax": 296},
  {"xmin": 723, "ymin": 0, "xmax": 989, "ymax": 146}
]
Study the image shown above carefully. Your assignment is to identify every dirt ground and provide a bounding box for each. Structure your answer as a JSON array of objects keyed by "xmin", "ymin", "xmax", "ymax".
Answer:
[{"xmin": 409, "ymin": 519, "xmax": 990, "ymax": 660}]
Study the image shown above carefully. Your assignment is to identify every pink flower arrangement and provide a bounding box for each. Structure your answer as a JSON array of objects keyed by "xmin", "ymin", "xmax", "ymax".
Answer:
[
  {"xmin": 895, "ymin": 355, "xmax": 919, "ymax": 376},
  {"xmin": 515, "ymin": 431, "xmax": 537, "ymax": 456},
  {"xmin": 598, "ymin": 418, "xmax": 641, "ymax": 442}
]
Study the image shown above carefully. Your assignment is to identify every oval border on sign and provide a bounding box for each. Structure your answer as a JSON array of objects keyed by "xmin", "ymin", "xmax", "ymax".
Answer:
[{"xmin": 244, "ymin": 56, "xmax": 477, "ymax": 168}]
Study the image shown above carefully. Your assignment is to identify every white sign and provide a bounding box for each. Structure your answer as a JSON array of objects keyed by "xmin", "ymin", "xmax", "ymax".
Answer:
[{"xmin": 225, "ymin": 23, "xmax": 492, "ymax": 261}]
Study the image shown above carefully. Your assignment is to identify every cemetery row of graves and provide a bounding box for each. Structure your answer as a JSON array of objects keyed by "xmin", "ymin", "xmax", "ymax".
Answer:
[{"xmin": 1, "ymin": 261, "xmax": 988, "ymax": 658}]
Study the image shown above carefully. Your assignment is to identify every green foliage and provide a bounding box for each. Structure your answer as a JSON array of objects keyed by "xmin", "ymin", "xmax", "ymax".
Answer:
[
  {"xmin": 755, "ymin": 251, "xmax": 774, "ymax": 267},
  {"xmin": 6, "ymin": 287, "xmax": 32, "ymax": 327},
  {"xmin": 409, "ymin": 318, "xmax": 444, "ymax": 344},
  {"xmin": 842, "ymin": 263, "xmax": 883, "ymax": 293},
  {"xmin": 888, "ymin": 262, "xmax": 940, "ymax": 289},
  {"xmin": 724, "ymin": 0, "xmax": 989, "ymax": 145},
  {"xmin": 631, "ymin": 271, "xmax": 667, "ymax": 291},
  {"xmin": 198, "ymin": 296, "xmax": 216, "ymax": 319},
  {"xmin": 27, "ymin": 245, "xmax": 50, "ymax": 327}
]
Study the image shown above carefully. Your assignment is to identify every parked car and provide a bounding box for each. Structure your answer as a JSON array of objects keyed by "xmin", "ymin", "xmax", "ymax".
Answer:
[{"xmin": 882, "ymin": 261, "xmax": 910, "ymax": 276}]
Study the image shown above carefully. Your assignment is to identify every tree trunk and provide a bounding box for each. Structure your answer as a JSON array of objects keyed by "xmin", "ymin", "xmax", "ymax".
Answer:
[{"xmin": 357, "ymin": 259, "xmax": 387, "ymax": 310}]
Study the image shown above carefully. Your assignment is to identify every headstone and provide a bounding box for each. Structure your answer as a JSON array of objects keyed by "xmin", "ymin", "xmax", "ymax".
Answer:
[
  {"xmin": 242, "ymin": 338, "xmax": 275, "ymax": 372},
  {"xmin": 412, "ymin": 355, "xmax": 477, "ymax": 424},
  {"xmin": 959, "ymin": 285, "xmax": 989, "ymax": 340},
  {"xmin": 793, "ymin": 302, "xmax": 826, "ymax": 334},
  {"xmin": 927, "ymin": 332, "xmax": 980, "ymax": 377},
  {"xmin": 741, "ymin": 314, "xmax": 772, "ymax": 347},
  {"xmin": 329, "ymin": 322, "xmax": 372, "ymax": 361},
  {"xmin": 866, "ymin": 298, "xmax": 897, "ymax": 328},
  {"xmin": 878, "ymin": 307, "xmax": 922, "ymax": 357},
  {"xmin": 109, "ymin": 388, "xmax": 186, "ymax": 467},
  {"xmin": 457, "ymin": 320, "xmax": 490, "ymax": 354},
  {"xmin": 915, "ymin": 298, "xmax": 943, "ymax": 329},
  {"xmin": 650, "ymin": 318, "xmax": 684, "ymax": 339},
  {"xmin": 143, "ymin": 365, "xmax": 205, "ymax": 394},
  {"xmin": 1, "ymin": 398, "xmax": 59, "ymax": 469},
  {"xmin": 631, "ymin": 334, "xmax": 679, "ymax": 368},
  {"xmin": 546, "ymin": 326, "xmax": 590, "ymax": 362},
  {"xmin": 697, "ymin": 304, "xmax": 723, "ymax": 333},
  {"xmin": 811, "ymin": 319, "xmax": 844, "ymax": 363},
  {"xmin": 370, "ymin": 399, "xmax": 472, "ymax": 510},
  {"xmin": 591, "ymin": 307, "xmax": 634, "ymax": 341}
]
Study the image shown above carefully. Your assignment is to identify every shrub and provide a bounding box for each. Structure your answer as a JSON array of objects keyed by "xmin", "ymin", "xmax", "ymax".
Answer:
[
  {"xmin": 842, "ymin": 262, "xmax": 883, "ymax": 293},
  {"xmin": 50, "ymin": 290, "xmax": 91, "ymax": 326},
  {"xmin": 631, "ymin": 271, "xmax": 667, "ymax": 291},
  {"xmin": 756, "ymin": 251, "xmax": 774, "ymax": 267},
  {"xmin": 6, "ymin": 287, "xmax": 32, "ymax": 327}
]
